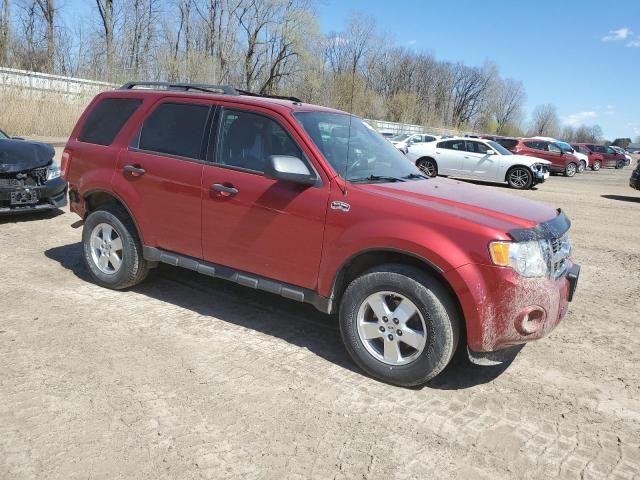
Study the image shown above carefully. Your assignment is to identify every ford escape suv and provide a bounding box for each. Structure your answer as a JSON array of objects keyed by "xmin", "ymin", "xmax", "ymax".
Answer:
[{"xmin": 62, "ymin": 83, "xmax": 580, "ymax": 387}]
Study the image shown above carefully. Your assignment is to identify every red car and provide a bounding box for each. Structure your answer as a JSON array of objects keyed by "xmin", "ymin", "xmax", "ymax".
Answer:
[
  {"xmin": 573, "ymin": 143, "xmax": 626, "ymax": 169},
  {"xmin": 506, "ymin": 138, "xmax": 580, "ymax": 177},
  {"xmin": 62, "ymin": 82, "xmax": 579, "ymax": 386},
  {"xmin": 570, "ymin": 144, "xmax": 604, "ymax": 171}
]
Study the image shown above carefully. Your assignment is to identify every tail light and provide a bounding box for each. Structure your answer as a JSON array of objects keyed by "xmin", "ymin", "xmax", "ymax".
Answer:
[{"xmin": 61, "ymin": 149, "xmax": 72, "ymax": 180}]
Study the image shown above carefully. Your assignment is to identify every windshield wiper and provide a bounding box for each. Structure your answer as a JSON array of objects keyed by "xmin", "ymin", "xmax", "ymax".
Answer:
[
  {"xmin": 401, "ymin": 173, "xmax": 427, "ymax": 180},
  {"xmin": 350, "ymin": 175, "xmax": 406, "ymax": 184}
]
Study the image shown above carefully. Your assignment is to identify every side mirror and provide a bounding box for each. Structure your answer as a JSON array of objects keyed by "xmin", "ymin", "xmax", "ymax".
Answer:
[
  {"xmin": 264, "ymin": 155, "xmax": 316, "ymax": 186},
  {"xmin": 486, "ymin": 149, "xmax": 496, "ymax": 155}
]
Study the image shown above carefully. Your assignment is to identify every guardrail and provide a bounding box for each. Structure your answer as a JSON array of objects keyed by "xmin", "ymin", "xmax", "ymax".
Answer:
[{"xmin": 0, "ymin": 67, "xmax": 116, "ymax": 96}]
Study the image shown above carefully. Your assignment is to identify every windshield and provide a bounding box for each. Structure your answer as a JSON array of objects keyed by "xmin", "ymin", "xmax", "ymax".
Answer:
[
  {"xmin": 487, "ymin": 140, "xmax": 512, "ymax": 155},
  {"xmin": 555, "ymin": 141, "xmax": 573, "ymax": 152},
  {"xmin": 0, "ymin": 129, "xmax": 8, "ymax": 140},
  {"xmin": 294, "ymin": 112, "xmax": 422, "ymax": 182},
  {"xmin": 390, "ymin": 134, "xmax": 410, "ymax": 142}
]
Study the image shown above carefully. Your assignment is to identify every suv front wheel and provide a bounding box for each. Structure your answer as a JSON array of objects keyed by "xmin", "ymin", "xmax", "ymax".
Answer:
[
  {"xmin": 564, "ymin": 162, "xmax": 577, "ymax": 177},
  {"xmin": 339, "ymin": 264, "xmax": 460, "ymax": 387},
  {"xmin": 82, "ymin": 207, "xmax": 150, "ymax": 290}
]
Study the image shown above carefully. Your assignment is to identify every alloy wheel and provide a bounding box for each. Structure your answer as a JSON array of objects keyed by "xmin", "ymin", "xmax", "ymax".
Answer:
[
  {"xmin": 89, "ymin": 223, "xmax": 124, "ymax": 275},
  {"xmin": 356, "ymin": 291, "xmax": 427, "ymax": 366},
  {"xmin": 418, "ymin": 160, "xmax": 436, "ymax": 177},
  {"xmin": 509, "ymin": 168, "xmax": 530, "ymax": 188}
]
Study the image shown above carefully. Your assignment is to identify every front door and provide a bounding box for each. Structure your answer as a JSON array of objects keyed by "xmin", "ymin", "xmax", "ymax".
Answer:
[
  {"xmin": 201, "ymin": 107, "xmax": 329, "ymax": 290},
  {"xmin": 114, "ymin": 100, "xmax": 212, "ymax": 259},
  {"xmin": 463, "ymin": 140, "xmax": 499, "ymax": 180}
]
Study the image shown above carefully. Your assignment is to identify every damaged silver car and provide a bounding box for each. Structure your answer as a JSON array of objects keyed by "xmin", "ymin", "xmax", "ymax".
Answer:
[{"xmin": 0, "ymin": 129, "xmax": 67, "ymax": 215}]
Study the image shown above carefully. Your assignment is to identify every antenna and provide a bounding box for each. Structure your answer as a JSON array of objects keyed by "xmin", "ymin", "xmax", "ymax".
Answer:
[{"xmin": 342, "ymin": 60, "xmax": 358, "ymax": 197}]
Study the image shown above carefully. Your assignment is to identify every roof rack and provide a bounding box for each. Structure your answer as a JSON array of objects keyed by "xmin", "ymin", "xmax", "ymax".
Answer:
[
  {"xmin": 119, "ymin": 82, "xmax": 302, "ymax": 104},
  {"xmin": 120, "ymin": 82, "xmax": 239, "ymax": 95}
]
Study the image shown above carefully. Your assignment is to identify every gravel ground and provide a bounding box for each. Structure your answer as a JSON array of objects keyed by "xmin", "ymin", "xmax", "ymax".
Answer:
[{"xmin": 1, "ymin": 163, "xmax": 639, "ymax": 479}]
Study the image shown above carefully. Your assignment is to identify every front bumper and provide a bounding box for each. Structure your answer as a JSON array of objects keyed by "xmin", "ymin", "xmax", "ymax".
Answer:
[
  {"xmin": 445, "ymin": 260, "xmax": 579, "ymax": 353},
  {"xmin": 0, "ymin": 176, "xmax": 67, "ymax": 215}
]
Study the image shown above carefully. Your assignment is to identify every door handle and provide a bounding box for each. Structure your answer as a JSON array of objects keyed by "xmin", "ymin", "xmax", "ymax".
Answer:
[
  {"xmin": 211, "ymin": 183, "xmax": 239, "ymax": 196},
  {"xmin": 123, "ymin": 164, "xmax": 145, "ymax": 177}
]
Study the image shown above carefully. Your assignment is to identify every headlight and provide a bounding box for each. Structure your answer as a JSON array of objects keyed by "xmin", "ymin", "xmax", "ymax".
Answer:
[
  {"xmin": 47, "ymin": 164, "xmax": 61, "ymax": 181},
  {"xmin": 489, "ymin": 240, "xmax": 550, "ymax": 278}
]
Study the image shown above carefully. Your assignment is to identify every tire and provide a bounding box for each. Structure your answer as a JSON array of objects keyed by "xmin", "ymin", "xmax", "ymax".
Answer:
[
  {"xmin": 506, "ymin": 166, "xmax": 533, "ymax": 190},
  {"xmin": 339, "ymin": 264, "xmax": 460, "ymax": 387},
  {"xmin": 591, "ymin": 160, "xmax": 601, "ymax": 171},
  {"xmin": 82, "ymin": 206, "xmax": 150, "ymax": 290},
  {"xmin": 416, "ymin": 157, "xmax": 438, "ymax": 177},
  {"xmin": 564, "ymin": 162, "xmax": 577, "ymax": 177},
  {"xmin": 616, "ymin": 160, "xmax": 624, "ymax": 169},
  {"xmin": 578, "ymin": 160, "xmax": 586, "ymax": 173}
]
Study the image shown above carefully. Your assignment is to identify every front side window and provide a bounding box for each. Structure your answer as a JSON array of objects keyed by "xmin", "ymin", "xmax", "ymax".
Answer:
[
  {"xmin": 217, "ymin": 109, "xmax": 302, "ymax": 173},
  {"xmin": 138, "ymin": 102, "xmax": 210, "ymax": 159},
  {"xmin": 294, "ymin": 111, "xmax": 420, "ymax": 181},
  {"xmin": 524, "ymin": 141, "xmax": 541, "ymax": 150},
  {"xmin": 466, "ymin": 141, "xmax": 491, "ymax": 154}
]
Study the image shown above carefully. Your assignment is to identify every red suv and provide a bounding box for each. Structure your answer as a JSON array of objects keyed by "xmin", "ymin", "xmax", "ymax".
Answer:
[
  {"xmin": 570, "ymin": 144, "xmax": 603, "ymax": 171},
  {"xmin": 573, "ymin": 143, "xmax": 626, "ymax": 169},
  {"xmin": 62, "ymin": 83, "xmax": 580, "ymax": 386},
  {"xmin": 506, "ymin": 139, "xmax": 580, "ymax": 177}
]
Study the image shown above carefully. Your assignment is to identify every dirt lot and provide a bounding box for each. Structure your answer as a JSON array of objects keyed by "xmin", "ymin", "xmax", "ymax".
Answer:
[{"xmin": 1, "ymin": 164, "xmax": 639, "ymax": 479}]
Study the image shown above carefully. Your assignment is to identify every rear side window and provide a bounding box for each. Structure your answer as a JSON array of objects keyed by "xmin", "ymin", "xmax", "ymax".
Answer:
[
  {"xmin": 78, "ymin": 98, "xmax": 142, "ymax": 146},
  {"xmin": 496, "ymin": 139, "xmax": 518, "ymax": 150},
  {"xmin": 138, "ymin": 103, "xmax": 210, "ymax": 160},
  {"xmin": 524, "ymin": 141, "xmax": 543, "ymax": 150},
  {"xmin": 438, "ymin": 139, "xmax": 466, "ymax": 150}
]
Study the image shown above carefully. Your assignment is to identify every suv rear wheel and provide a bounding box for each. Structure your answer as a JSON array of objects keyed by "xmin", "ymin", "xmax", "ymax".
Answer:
[
  {"xmin": 565, "ymin": 162, "xmax": 577, "ymax": 177},
  {"xmin": 339, "ymin": 264, "xmax": 460, "ymax": 387},
  {"xmin": 591, "ymin": 160, "xmax": 601, "ymax": 171},
  {"xmin": 82, "ymin": 207, "xmax": 150, "ymax": 290}
]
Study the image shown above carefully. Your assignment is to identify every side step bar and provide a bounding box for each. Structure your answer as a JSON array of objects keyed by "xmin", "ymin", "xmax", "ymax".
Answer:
[{"xmin": 143, "ymin": 246, "xmax": 332, "ymax": 313}]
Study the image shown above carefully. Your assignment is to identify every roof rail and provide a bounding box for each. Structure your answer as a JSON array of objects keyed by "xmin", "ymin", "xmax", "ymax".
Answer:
[
  {"xmin": 119, "ymin": 82, "xmax": 302, "ymax": 103},
  {"xmin": 119, "ymin": 82, "xmax": 238, "ymax": 95}
]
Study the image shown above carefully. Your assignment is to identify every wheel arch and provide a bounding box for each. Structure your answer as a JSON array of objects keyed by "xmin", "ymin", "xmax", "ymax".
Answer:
[{"xmin": 83, "ymin": 189, "xmax": 145, "ymax": 244}]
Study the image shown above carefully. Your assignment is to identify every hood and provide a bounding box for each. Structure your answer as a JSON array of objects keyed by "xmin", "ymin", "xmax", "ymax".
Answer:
[
  {"xmin": 0, "ymin": 139, "xmax": 55, "ymax": 173},
  {"xmin": 509, "ymin": 154, "xmax": 551, "ymax": 166},
  {"xmin": 362, "ymin": 177, "xmax": 558, "ymax": 232}
]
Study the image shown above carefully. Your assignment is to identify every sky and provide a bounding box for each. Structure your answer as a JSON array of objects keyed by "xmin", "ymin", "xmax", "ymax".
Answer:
[
  {"xmin": 59, "ymin": 0, "xmax": 640, "ymax": 139},
  {"xmin": 315, "ymin": 0, "xmax": 640, "ymax": 140}
]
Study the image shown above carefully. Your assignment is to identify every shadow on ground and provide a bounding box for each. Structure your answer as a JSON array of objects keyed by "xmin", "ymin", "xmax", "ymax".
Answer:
[
  {"xmin": 45, "ymin": 241, "xmax": 515, "ymax": 390},
  {"xmin": 0, "ymin": 208, "xmax": 64, "ymax": 225},
  {"xmin": 601, "ymin": 194, "xmax": 640, "ymax": 203}
]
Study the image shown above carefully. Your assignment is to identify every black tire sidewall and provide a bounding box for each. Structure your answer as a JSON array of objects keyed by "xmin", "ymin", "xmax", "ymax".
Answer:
[
  {"xmin": 339, "ymin": 267, "xmax": 458, "ymax": 387},
  {"xmin": 82, "ymin": 209, "xmax": 142, "ymax": 289}
]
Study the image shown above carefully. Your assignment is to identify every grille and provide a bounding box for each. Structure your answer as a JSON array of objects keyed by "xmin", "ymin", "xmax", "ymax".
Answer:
[
  {"xmin": 0, "ymin": 167, "xmax": 48, "ymax": 188},
  {"xmin": 550, "ymin": 234, "xmax": 571, "ymax": 279}
]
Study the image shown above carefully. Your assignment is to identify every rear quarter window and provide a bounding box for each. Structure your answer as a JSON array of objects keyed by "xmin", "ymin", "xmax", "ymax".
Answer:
[{"xmin": 78, "ymin": 98, "xmax": 142, "ymax": 146}]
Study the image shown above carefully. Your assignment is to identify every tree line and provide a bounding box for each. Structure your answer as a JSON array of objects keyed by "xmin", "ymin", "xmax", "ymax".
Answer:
[{"xmin": 0, "ymin": 0, "xmax": 607, "ymax": 140}]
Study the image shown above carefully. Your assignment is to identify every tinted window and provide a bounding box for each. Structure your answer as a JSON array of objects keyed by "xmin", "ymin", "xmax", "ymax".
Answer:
[
  {"xmin": 139, "ymin": 103, "xmax": 210, "ymax": 159},
  {"xmin": 439, "ymin": 139, "xmax": 466, "ymax": 150},
  {"xmin": 218, "ymin": 110, "xmax": 302, "ymax": 172},
  {"xmin": 606, "ymin": 147, "xmax": 616, "ymax": 154},
  {"xmin": 79, "ymin": 98, "xmax": 142, "ymax": 146},
  {"xmin": 524, "ymin": 141, "xmax": 543, "ymax": 150},
  {"xmin": 548, "ymin": 143, "xmax": 561, "ymax": 153},
  {"xmin": 424, "ymin": 135, "xmax": 436, "ymax": 142}
]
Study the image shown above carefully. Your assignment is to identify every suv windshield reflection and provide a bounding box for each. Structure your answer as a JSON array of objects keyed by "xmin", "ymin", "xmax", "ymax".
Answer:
[{"xmin": 294, "ymin": 112, "xmax": 421, "ymax": 182}]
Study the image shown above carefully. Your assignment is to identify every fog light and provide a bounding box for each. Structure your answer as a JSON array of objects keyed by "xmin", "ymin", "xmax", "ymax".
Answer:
[{"xmin": 515, "ymin": 306, "xmax": 546, "ymax": 335}]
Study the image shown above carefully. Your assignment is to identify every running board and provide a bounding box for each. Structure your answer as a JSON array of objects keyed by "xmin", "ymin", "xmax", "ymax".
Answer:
[{"xmin": 143, "ymin": 246, "xmax": 332, "ymax": 313}]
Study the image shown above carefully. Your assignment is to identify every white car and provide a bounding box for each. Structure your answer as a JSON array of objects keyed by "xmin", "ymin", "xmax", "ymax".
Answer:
[
  {"xmin": 407, "ymin": 137, "xmax": 551, "ymax": 189},
  {"xmin": 390, "ymin": 133, "xmax": 439, "ymax": 154},
  {"xmin": 532, "ymin": 136, "xmax": 589, "ymax": 172}
]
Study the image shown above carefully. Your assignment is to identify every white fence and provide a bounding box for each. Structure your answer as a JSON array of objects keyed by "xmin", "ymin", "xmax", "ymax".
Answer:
[
  {"xmin": 0, "ymin": 67, "xmax": 116, "ymax": 96},
  {"xmin": 365, "ymin": 118, "xmax": 460, "ymax": 137}
]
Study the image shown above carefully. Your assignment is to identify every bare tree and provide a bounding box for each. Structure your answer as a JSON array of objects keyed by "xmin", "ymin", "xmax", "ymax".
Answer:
[
  {"xmin": 450, "ymin": 63, "xmax": 493, "ymax": 128},
  {"xmin": 95, "ymin": 0, "xmax": 115, "ymax": 78},
  {"xmin": 530, "ymin": 104, "xmax": 559, "ymax": 137},
  {"xmin": 492, "ymin": 78, "xmax": 525, "ymax": 134},
  {"xmin": 0, "ymin": 0, "xmax": 9, "ymax": 65},
  {"xmin": 33, "ymin": 0, "xmax": 54, "ymax": 72}
]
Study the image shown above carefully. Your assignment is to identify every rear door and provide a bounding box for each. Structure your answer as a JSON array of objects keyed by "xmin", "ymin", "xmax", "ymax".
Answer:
[
  {"xmin": 114, "ymin": 100, "xmax": 212, "ymax": 259},
  {"xmin": 434, "ymin": 139, "xmax": 466, "ymax": 175},
  {"xmin": 200, "ymin": 106, "xmax": 329, "ymax": 290},
  {"xmin": 463, "ymin": 140, "xmax": 499, "ymax": 180}
]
